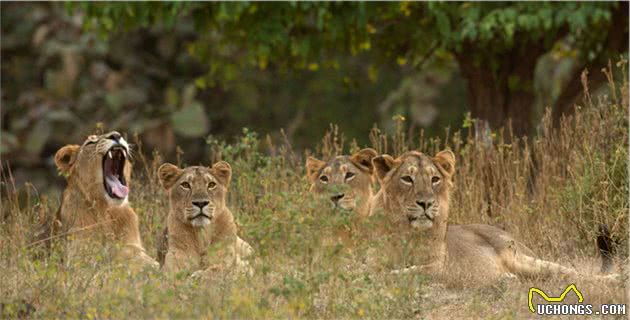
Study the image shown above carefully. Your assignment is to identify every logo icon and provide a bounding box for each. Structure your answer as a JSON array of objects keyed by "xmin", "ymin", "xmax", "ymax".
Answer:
[{"xmin": 528, "ymin": 284, "xmax": 583, "ymax": 313}]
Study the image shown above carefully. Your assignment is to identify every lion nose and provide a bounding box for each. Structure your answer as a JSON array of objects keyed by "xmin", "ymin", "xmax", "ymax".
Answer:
[
  {"xmin": 192, "ymin": 201, "xmax": 209, "ymax": 209},
  {"xmin": 107, "ymin": 131, "xmax": 122, "ymax": 142},
  {"xmin": 416, "ymin": 199, "xmax": 434, "ymax": 210},
  {"xmin": 330, "ymin": 193, "xmax": 345, "ymax": 204}
]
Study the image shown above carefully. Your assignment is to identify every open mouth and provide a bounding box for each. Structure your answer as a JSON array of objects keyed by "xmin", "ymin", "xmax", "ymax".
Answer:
[{"xmin": 102, "ymin": 146, "xmax": 128, "ymax": 199}]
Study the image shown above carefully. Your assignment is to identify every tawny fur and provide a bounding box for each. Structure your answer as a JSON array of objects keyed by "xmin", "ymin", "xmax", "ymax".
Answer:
[
  {"xmin": 53, "ymin": 132, "xmax": 157, "ymax": 268},
  {"xmin": 158, "ymin": 162, "xmax": 253, "ymax": 278},
  {"xmin": 371, "ymin": 150, "xmax": 452, "ymax": 269},
  {"xmin": 306, "ymin": 148, "xmax": 378, "ymax": 218},
  {"xmin": 371, "ymin": 150, "xmax": 618, "ymax": 283}
]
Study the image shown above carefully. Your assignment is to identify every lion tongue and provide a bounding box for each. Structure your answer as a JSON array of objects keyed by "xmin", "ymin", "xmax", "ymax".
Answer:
[{"xmin": 106, "ymin": 175, "xmax": 128, "ymax": 198}]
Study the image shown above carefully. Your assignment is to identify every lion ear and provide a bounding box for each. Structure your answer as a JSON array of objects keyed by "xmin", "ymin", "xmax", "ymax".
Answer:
[
  {"xmin": 372, "ymin": 154, "xmax": 398, "ymax": 181},
  {"xmin": 434, "ymin": 149, "xmax": 456, "ymax": 176},
  {"xmin": 350, "ymin": 148, "xmax": 378, "ymax": 173},
  {"xmin": 211, "ymin": 161, "xmax": 232, "ymax": 187},
  {"xmin": 158, "ymin": 163, "xmax": 183, "ymax": 190},
  {"xmin": 305, "ymin": 156, "xmax": 326, "ymax": 182},
  {"xmin": 55, "ymin": 145, "xmax": 80, "ymax": 177}
]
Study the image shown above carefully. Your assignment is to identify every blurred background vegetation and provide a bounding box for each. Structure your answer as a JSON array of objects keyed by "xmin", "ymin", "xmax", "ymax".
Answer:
[{"xmin": 1, "ymin": 2, "xmax": 627, "ymax": 193}]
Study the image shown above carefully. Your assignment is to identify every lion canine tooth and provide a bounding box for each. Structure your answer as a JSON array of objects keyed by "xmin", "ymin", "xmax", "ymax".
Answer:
[
  {"xmin": 108, "ymin": 151, "xmax": 112, "ymax": 159},
  {"xmin": 122, "ymin": 149, "xmax": 127, "ymax": 158}
]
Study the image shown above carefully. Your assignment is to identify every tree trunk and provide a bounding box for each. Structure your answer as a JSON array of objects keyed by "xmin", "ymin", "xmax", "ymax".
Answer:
[
  {"xmin": 456, "ymin": 39, "xmax": 547, "ymax": 138},
  {"xmin": 455, "ymin": 40, "xmax": 547, "ymax": 221},
  {"xmin": 552, "ymin": 2, "xmax": 628, "ymax": 126}
]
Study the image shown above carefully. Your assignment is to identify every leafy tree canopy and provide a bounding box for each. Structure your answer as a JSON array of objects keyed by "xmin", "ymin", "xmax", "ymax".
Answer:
[{"xmin": 74, "ymin": 2, "xmax": 620, "ymax": 85}]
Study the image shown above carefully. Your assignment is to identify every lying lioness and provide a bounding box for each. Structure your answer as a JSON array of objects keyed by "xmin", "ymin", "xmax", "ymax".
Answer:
[
  {"xmin": 52, "ymin": 131, "xmax": 157, "ymax": 268},
  {"xmin": 371, "ymin": 150, "xmax": 618, "ymax": 282},
  {"xmin": 158, "ymin": 161, "xmax": 253, "ymax": 278}
]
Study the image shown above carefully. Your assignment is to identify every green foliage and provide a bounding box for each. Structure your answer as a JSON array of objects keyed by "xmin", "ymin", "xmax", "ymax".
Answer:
[
  {"xmin": 170, "ymin": 102, "xmax": 209, "ymax": 138},
  {"xmin": 75, "ymin": 2, "xmax": 623, "ymax": 83},
  {"xmin": 2, "ymin": 3, "xmax": 420, "ymax": 190},
  {"xmin": 433, "ymin": 2, "xmax": 616, "ymax": 58}
]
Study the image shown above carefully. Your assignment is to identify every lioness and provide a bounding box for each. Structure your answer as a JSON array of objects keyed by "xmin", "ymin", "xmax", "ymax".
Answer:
[
  {"xmin": 158, "ymin": 161, "xmax": 253, "ymax": 278},
  {"xmin": 306, "ymin": 148, "xmax": 378, "ymax": 217},
  {"xmin": 53, "ymin": 131, "xmax": 157, "ymax": 268},
  {"xmin": 371, "ymin": 150, "xmax": 616, "ymax": 282}
]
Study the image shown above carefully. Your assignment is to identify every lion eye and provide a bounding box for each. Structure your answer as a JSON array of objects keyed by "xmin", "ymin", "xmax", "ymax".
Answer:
[
  {"xmin": 180, "ymin": 182, "xmax": 191, "ymax": 189},
  {"xmin": 84, "ymin": 135, "xmax": 98, "ymax": 145},
  {"xmin": 401, "ymin": 176, "xmax": 413, "ymax": 184},
  {"xmin": 208, "ymin": 181, "xmax": 216, "ymax": 189},
  {"xmin": 319, "ymin": 175, "xmax": 329, "ymax": 183},
  {"xmin": 345, "ymin": 172, "xmax": 355, "ymax": 181},
  {"xmin": 432, "ymin": 176, "xmax": 441, "ymax": 184}
]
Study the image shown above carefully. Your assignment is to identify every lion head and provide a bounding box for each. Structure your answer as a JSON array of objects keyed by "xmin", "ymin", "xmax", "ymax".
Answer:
[
  {"xmin": 306, "ymin": 148, "xmax": 377, "ymax": 217},
  {"xmin": 372, "ymin": 150, "xmax": 455, "ymax": 230},
  {"xmin": 54, "ymin": 131, "xmax": 132, "ymax": 206},
  {"xmin": 158, "ymin": 161, "xmax": 232, "ymax": 228}
]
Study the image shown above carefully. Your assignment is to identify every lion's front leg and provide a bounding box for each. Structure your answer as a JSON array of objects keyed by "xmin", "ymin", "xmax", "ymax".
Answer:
[
  {"xmin": 193, "ymin": 239, "xmax": 253, "ymax": 280},
  {"xmin": 108, "ymin": 206, "xmax": 158, "ymax": 269},
  {"xmin": 225, "ymin": 237, "xmax": 256, "ymax": 275},
  {"xmin": 164, "ymin": 249, "xmax": 196, "ymax": 275},
  {"xmin": 190, "ymin": 264, "xmax": 225, "ymax": 281},
  {"xmin": 119, "ymin": 244, "xmax": 159, "ymax": 269},
  {"xmin": 235, "ymin": 236, "xmax": 254, "ymax": 259}
]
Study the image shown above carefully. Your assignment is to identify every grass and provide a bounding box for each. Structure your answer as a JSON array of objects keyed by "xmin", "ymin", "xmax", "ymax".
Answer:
[{"xmin": 1, "ymin": 63, "xmax": 628, "ymax": 319}]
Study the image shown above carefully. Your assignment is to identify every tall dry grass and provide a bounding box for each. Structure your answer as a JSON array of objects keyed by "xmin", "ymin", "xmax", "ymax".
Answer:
[{"xmin": 0, "ymin": 62, "xmax": 627, "ymax": 318}]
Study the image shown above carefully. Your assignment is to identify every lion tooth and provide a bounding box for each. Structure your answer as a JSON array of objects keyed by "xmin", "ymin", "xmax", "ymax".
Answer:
[
  {"xmin": 108, "ymin": 151, "xmax": 112, "ymax": 158},
  {"xmin": 122, "ymin": 149, "xmax": 127, "ymax": 158}
]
